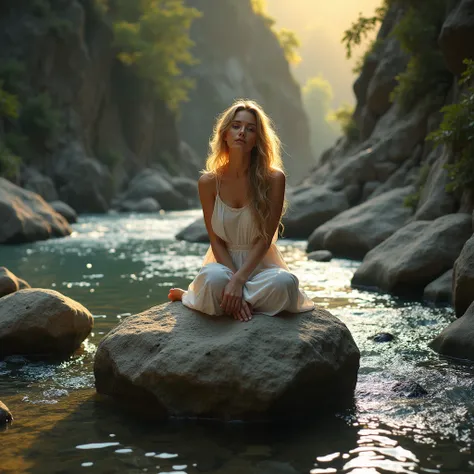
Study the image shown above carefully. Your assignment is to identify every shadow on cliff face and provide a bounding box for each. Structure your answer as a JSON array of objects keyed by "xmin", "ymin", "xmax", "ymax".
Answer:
[{"xmin": 9, "ymin": 390, "xmax": 359, "ymax": 474}]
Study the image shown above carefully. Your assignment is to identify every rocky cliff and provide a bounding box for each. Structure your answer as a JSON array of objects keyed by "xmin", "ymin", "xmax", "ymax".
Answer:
[
  {"xmin": 0, "ymin": 0, "xmax": 313, "ymax": 213},
  {"xmin": 179, "ymin": 0, "xmax": 314, "ymax": 185},
  {"xmin": 283, "ymin": 0, "xmax": 474, "ymax": 355}
]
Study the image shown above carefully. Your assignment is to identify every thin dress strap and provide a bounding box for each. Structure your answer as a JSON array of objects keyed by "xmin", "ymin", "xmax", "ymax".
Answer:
[{"xmin": 215, "ymin": 173, "xmax": 221, "ymax": 197}]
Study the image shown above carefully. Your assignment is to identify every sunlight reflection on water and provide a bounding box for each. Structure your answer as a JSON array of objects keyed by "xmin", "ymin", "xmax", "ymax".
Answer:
[{"xmin": 0, "ymin": 211, "xmax": 473, "ymax": 474}]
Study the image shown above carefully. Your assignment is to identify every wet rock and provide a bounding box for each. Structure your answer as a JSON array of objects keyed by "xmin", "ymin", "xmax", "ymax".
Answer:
[
  {"xmin": 430, "ymin": 300, "xmax": 474, "ymax": 361},
  {"xmin": 0, "ymin": 267, "xmax": 30, "ymax": 298},
  {"xmin": 282, "ymin": 186, "xmax": 349, "ymax": 239},
  {"xmin": 49, "ymin": 201, "xmax": 78, "ymax": 224},
  {"xmin": 453, "ymin": 235, "xmax": 474, "ymax": 317},
  {"xmin": 121, "ymin": 168, "xmax": 188, "ymax": 211},
  {"xmin": 94, "ymin": 302, "xmax": 360, "ymax": 420},
  {"xmin": 352, "ymin": 214, "xmax": 472, "ymax": 296},
  {"xmin": 392, "ymin": 381, "xmax": 428, "ymax": 398},
  {"xmin": 371, "ymin": 332, "xmax": 394, "ymax": 343},
  {"xmin": 307, "ymin": 187, "xmax": 414, "ymax": 259},
  {"xmin": 0, "ymin": 401, "xmax": 13, "ymax": 425},
  {"xmin": 307, "ymin": 250, "xmax": 333, "ymax": 262},
  {"xmin": 254, "ymin": 461, "xmax": 299, "ymax": 474},
  {"xmin": 423, "ymin": 269, "xmax": 453, "ymax": 306},
  {"xmin": 0, "ymin": 289, "xmax": 93, "ymax": 358},
  {"xmin": 0, "ymin": 178, "xmax": 71, "ymax": 244},
  {"xmin": 118, "ymin": 198, "xmax": 161, "ymax": 213},
  {"xmin": 170, "ymin": 176, "xmax": 199, "ymax": 205},
  {"xmin": 176, "ymin": 217, "xmax": 209, "ymax": 243}
]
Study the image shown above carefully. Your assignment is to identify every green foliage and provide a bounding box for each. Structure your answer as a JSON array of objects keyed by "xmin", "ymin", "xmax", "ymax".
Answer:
[
  {"xmin": 0, "ymin": 59, "xmax": 27, "ymax": 95},
  {"xmin": 427, "ymin": 59, "xmax": 474, "ymax": 192},
  {"xmin": 110, "ymin": 0, "xmax": 200, "ymax": 111},
  {"xmin": 0, "ymin": 143, "xmax": 22, "ymax": 179},
  {"xmin": 0, "ymin": 82, "xmax": 19, "ymax": 120},
  {"xmin": 275, "ymin": 28, "xmax": 301, "ymax": 65},
  {"xmin": 342, "ymin": 1, "xmax": 388, "ymax": 59},
  {"xmin": 328, "ymin": 104, "xmax": 359, "ymax": 142},
  {"xmin": 403, "ymin": 163, "xmax": 430, "ymax": 210},
  {"xmin": 390, "ymin": 1, "xmax": 451, "ymax": 110},
  {"xmin": 32, "ymin": 0, "xmax": 74, "ymax": 38},
  {"xmin": 20, "ymin": 93, "xmax": 62, "ymax": 150}
]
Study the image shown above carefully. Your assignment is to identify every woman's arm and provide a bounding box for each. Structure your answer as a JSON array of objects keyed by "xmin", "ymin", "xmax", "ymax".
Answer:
[{"xmin": 198, "ymin": 173, "xmax": 237, "ymax": 273}]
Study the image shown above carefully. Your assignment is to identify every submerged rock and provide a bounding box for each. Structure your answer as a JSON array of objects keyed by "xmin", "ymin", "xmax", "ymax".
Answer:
[
  {"xmin": 0, "ymin": 401, "xmax": 13, "ymax": 425},
  {"xmin": 94, "ymin": 302, "xmax": 360, "ymax": 420},
  {"xmin": 392, "ymin": 381, "xmax": 428, "ymax": 398},
  {"xmin": 0, "ymin": 289, "xmax": 93, "ymax": 358},
  {"xmin": 371, "ymin": 332, "xmax": 394, "ymax": 343},
  {"xmin": 0, "ymin": 267, "xmax": 30, "ymax": 298},
  {"xmin": 0, "ymin": 178, "xmax": 71, "ymax": 244},
  {"xmin": 430, "ymin": 300, "xmax": 474, "ymax": 362},
  {"xmin": 307, "ymin": 250, "xmax": 333, "ymax": 262}
]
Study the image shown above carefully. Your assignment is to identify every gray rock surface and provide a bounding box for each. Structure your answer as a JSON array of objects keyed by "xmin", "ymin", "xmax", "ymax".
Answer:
[
  {"xmin": 423, "ymin": 269, "xmax": 453, "ymax": 306},
  {"xmin": 307, "ymin": 250, "xmax": 333, "ymax": 262},
  {"xmin": 307, "ymin": 187, "xmax": 414, "ymax": 259},
  {"xmin": 352, "ymin": 214, "xmax": 472, "ymax": 295},
  {"xmin": 49, "ymin": 201, "xmax": 78, "ymax": 224},
  {"xmin": 0, "ymin": 289, "xmax": 93, "ymax": 358},
  {"xmin": 118, "ymin": 198, "xmax": 161, "ymax": 213},
  {"xmin": 0, "ymin": 178, "xmax": 71, "ymax": 244},
  {"xmin": 94, "ymin": 302, "xmax": 360, "ymax": 420},
  {"xmin": 282, "ymin": 187, "xmax": 349, "ymax": 239},
  {"xmin": 430, "ymin": 300, "xmax": 474, "ymax": 361},
  {"xmin": 453, "ymin": 235, "xmax": 474, "ymax": 317},
  {"xmin": 22, "ymin": 168, "xmax": 58, "ymax": 202},
  {"xmin": 0, "ymin": 267, "xmax": 30, "ymax": 298},
  {"xmin": 176, "ymin": 217, "xmax": 209, "ymax": 243}
]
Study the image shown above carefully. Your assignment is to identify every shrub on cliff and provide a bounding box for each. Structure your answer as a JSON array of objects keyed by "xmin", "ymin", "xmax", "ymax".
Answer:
[{"xmin": 427, "ymin": 59, "xmax": 474, "ymax": 193}]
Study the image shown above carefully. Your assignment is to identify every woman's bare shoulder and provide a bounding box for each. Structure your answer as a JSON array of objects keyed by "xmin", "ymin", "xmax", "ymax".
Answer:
[
  {"xmin": 198, "ymin": 172, "xmax": 217, "ymax": 193},
  {"xmin": 269, "ymin": 168, "xmax": 286, "ymax": 185}
]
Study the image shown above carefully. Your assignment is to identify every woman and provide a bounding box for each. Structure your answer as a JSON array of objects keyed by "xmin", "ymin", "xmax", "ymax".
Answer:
[{"xmin": 168, "ymin": 99, "xmax": 314, "ymax": 321}]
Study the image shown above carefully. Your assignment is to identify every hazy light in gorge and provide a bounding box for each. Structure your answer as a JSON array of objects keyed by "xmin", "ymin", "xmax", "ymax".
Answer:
[{"xmin": 266, "ymin": 0, "xmax": 383, "ymax": 107}]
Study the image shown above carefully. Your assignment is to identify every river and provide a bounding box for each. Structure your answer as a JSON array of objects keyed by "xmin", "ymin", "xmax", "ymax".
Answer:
[{"xmin": 1, "ymin": 211, "xmax": 473, "ymax": 474}]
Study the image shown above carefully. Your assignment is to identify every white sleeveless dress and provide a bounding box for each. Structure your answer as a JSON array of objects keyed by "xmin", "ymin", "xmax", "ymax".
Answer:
[{"xmin": 181, "ymin": 179, "xmax": 315, "ymax": 316}]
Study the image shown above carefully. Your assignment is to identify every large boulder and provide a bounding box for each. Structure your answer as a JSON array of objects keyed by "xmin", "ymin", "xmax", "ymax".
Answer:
[
  {"xmin": 439, "ymin": 0, "xmax": 474, "ymax": 76},
  {"xmin": 54, "ymin": 142, "xmax": 114, "ymax": 213},
  {"xmin": 453, "ymin": 235, "xmax": 474, "ymax": 317},
  {"xmin": 120, "ymin": 169, "xmax": 188, "ymax": 211},
  {"xmin": 0, "ymin": 267, "xmax": 30, "ymax": 298},
  {"xmin": 94, "ymin": 302, "xmax": 360, "ymax": 420},
  {"xmin": 117, "ymin": 198, "xmax": 161, "ymax": 213},
  {"xmin": 307, "ymin": 187, "xmax": 414, "ymax": 259},
  {"xmin": 0, "ymin": 178, "xmax": 71, "ymax": 244},
  {"xmin": 22, "ymin": 168, "xmax": 58, "ymax": 202},
  {"xmin": 0, "ymin": 289, "xmax": 93, "ymax": 358},
  {"xmin": 282, "ymin": 187, "xmax": 349, "ymax": 239},
  {"xmin": 430, "ymin": 300, "xmax": 474, "ymax": 361},
  {"xmin": 48, "ymin": 201, "xmax": 78, "ymax": 224},
  {"xmin": 352, "ymin": 213, "xmax": 472, "ymax": 296}
]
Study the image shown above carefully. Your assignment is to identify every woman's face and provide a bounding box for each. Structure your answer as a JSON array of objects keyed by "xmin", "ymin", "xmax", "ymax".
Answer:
[{"xmin": 225, "ymin": 110, "xmax": 258, "ymax": 154}]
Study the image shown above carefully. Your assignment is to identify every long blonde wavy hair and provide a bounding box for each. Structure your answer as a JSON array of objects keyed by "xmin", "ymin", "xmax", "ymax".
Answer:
[{"xmin": 204, "ymin": 99, "xmax": 287, "ymax": 242}]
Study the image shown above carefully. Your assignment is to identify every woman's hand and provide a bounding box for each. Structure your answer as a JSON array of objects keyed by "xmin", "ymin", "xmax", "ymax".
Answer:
[
  {"xmin": 221, "ymin": 276, "xmax": 245, "ymax": 314},
  {"xmin": 232, "ymin": 299, "xmax": 253, "ymax": 322}
]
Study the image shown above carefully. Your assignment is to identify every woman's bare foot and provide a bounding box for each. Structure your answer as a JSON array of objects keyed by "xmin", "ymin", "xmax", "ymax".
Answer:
[{"xmin": 168, "ymin": 288, "xmax": 185, "ymax": 301}]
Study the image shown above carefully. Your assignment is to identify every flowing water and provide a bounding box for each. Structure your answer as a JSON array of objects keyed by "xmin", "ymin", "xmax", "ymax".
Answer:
[{"xmin": 1, "ymin": 211, "xmax": 473, "ymax": 474}]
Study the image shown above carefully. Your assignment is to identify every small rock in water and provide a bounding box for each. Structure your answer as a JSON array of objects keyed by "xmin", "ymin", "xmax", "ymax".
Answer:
[
  {"xmin": 307, "ymin": 250, "xmax": 333, "ymax": 262},
  {"xmin": 392, "ymin": 381, "xmax": 428, "ymax": 398},
  {"xmin": 0, "ymin": 400, "xmax": 13, "ymax": 424},
  {"xmin": 371, "ymin": 332, "xmax": 394, "ymax": 343}
]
